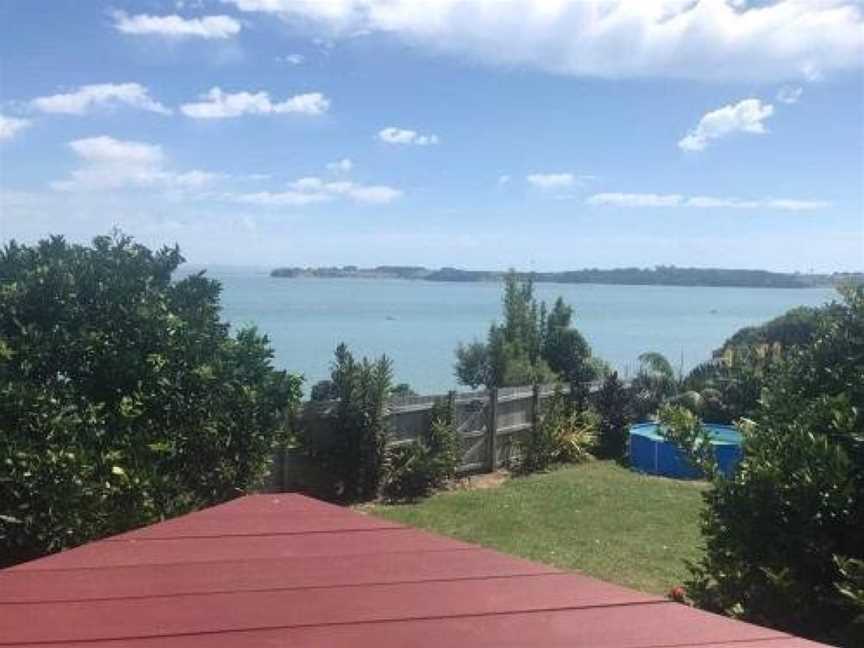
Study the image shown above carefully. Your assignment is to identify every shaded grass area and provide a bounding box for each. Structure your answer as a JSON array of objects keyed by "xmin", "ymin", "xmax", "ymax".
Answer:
[{"xmin": 370, "ymin": 460, "xmax": 707, "ymax": 595}]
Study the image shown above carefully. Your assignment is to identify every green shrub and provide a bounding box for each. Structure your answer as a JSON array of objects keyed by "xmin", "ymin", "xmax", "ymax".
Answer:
[
  {"xmin": 299, "ymin": 343, "xmax": 392, "ymax": 502},
  {"xmin": 518, "ymin": 389, "xmax": 597, "ymax": 473},
  {"xmin": 686, "ymin": 285, "xmax": 864, "ymax": 646},
  {"xmin": 657, "ymin": 405, "xmax": 719, "ymax": 480},
  {"xmin": 594, "ymin": 371, "xmax": 631, "ymax": 460},
  {"xmin": 383, "ymin": 398, "xmax": 460, "ymax": 501},
  {"xmin": 0, "ymin": 234, "xmax": 301, "ymax": 567}
]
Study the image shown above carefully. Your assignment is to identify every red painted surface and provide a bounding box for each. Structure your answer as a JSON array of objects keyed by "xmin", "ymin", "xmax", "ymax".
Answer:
[
  {"xmin": 108, "ymin": 511, "xmax": 403, "ymax": 540},
  {"xmin": 0, "ymin": 549, "xmax": 558, "ymax": 603},
  {"xmin": 0, "ymin": 493, "xmax": 832, "ymax": 647}
]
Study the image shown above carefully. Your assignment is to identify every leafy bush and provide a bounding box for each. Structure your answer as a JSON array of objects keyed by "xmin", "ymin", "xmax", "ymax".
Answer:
[
  {"xmin": 309, "ymin": 379, "xmax": 339, "ymax": 401},
  {"xmin": 518, "ymin": 389, "xmax": 597, "ymax": 473},
  {"xmin": 299, "ymin": 343, "xmax": 392, "ymax": 502},
  {"xmin": 382, "ymin": 398, "xmax": 461, "ymax": 501},
  {"xmin": 718, "ymin": 305, "xmax": 826, "ymax": 352},
  {"xmin": 657, "ymin": 405, "xmax": 718, "ymax": 480},
  {"xmin": 835, "ymin": 556, "xmax": 864, "ymax": 642},
  {"xmin": 686, "ymin": 285, "xmax": 864, "ymax": 646},
  {"xmin": 594, "ymin": 371, "xmax": 631, "ymax": 460},
  {"xmin": 0, "ymin": 234, "xmax": 301, "ymax": 567},
  {"xmin": 680, "ymin": 344, "xmax": 784, "ymax": 424}
]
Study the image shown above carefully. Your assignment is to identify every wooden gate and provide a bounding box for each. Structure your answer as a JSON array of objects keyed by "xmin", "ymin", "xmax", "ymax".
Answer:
[{"xmin": 453, "ymin": 392, "xmax": 492, "ymax": 473}]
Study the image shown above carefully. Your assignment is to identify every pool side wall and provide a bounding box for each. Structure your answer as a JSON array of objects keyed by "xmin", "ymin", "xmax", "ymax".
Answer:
[{"xmin": 629, "ymin": 423, "xmax": 742, "ymax": 479}]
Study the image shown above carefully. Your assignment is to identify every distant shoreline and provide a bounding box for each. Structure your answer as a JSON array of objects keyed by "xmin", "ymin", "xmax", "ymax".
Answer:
[{"xmin": 269, "ymin": 265, "xmax": 860, "ymax": 290}]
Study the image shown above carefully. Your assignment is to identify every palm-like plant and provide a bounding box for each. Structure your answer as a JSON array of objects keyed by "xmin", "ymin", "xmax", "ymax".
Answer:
[{"xmin": 631, "ymin": 351, "xmax": 679, "ymax": 420}]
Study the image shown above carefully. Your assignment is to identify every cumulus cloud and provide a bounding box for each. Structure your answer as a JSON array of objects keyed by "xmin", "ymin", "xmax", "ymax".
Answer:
[
  {"xmin": 232, "ymin": 175, "xmax": 402, "ymax": 206},
  {"xmin": 289, "ymin": 176, "xmax": 402, "ymax": 204},
  {"xmin": 112, "ymin": 11, "xmax": 242, "ymax": 39},
  {"xmin": 68, "ymin": 136, "xmax": 164, "ymax": 164},
  {"xmin": 586, "ymin": 192, "xmax": 830, "ymax": 211},
  {"xmin": 52, "ymin": 135, "xmax": 218, "ymax": 191},
  {"xmin": 326, "ymin": 158, "xmax": 353, "ymax": 173},
  {"xmin": 777, "ymin": 85, "xmax": 804, "ymax": 104},
  {"xmin": 180, "ymin": 87, "xmax": 330, "ymax": 118},
  {"xmin": 678, "ymin": 98, "xmax": 774, "ymax": 151},
  {"xmin": 31, "ymin": 83, "xmax": 171, "ymax": 115},
  {"xmin": 277, "ymin": 53, "xmax": 305, "ymax": 64},
  {"xmin": 378, "ymin": 127, "xmax": 439, "ymax": 146},
  {"xmin": 0, "ymin": 115, "xmax": 31, "ymax": 141},
  {"xmin": 526, "ymin": 173, "xmax": 577, "ymax": 190},
  {"xmin": 222, "ymin": 0, "xmax": 864, "ymax": 82}
]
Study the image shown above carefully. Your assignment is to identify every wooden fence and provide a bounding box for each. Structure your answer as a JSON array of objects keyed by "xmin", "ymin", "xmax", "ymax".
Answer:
[{"xmin": 271, "ymin": 382, "xmax": 581, "ymax": 493}]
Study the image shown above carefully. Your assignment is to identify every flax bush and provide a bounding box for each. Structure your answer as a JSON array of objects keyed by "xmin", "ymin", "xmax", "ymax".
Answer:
[
  {"xmin": 518, "ymin": 389, "xmax": 598, "ymax": 473},
  {"xmin": 383, "ymin": 397, "xmax": 461, "ymax": 501}
]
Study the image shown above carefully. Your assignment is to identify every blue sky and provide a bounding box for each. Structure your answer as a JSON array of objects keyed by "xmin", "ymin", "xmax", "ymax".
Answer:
[{"xmin": 1, "ymin": 0, "xmax": 862, "ymax": 272}]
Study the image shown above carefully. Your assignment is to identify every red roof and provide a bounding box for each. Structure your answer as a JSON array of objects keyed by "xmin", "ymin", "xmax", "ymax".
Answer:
[{"xmin": 0, "ymin": 494, "xmax": 829, "ymax": 647}]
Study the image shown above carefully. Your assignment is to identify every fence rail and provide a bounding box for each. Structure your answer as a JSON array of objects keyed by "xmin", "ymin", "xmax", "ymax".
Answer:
[{"xmin": 272, "ymin": 381, "xmax": 599, "ymax": 493}]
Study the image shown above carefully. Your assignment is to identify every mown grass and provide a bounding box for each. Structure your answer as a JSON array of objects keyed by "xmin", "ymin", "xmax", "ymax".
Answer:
[{"xmin": 370, "ymin": 460, "xmax": 707, "ymax": 595}]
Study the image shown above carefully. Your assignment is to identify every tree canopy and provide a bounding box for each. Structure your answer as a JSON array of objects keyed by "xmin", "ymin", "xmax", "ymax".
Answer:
[{"xmin": 454, "ymin": 272, "xmax": 598, "ymax": 389}]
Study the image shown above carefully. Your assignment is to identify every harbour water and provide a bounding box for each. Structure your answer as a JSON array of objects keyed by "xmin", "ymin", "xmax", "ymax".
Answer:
[{"xmin": 196, "ymin": 266, "xmax": 836, "ymax": 395}]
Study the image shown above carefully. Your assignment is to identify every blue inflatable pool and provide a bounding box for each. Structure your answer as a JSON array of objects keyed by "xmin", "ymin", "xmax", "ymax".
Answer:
[{"xmin": 629, "ymin": 422, "xmax": 742, "ymax": 479}]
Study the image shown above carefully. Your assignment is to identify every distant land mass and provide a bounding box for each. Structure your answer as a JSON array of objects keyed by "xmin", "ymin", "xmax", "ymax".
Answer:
[{"xmin": 269, "ymin": 265, "xmax": 863, "ymax": 289}]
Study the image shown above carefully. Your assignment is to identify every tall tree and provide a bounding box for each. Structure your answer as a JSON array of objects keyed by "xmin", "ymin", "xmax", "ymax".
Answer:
[
  {"xmin": 300, "ymin": 343, "xmax": 393, "ymax": 502},
  {"xmin": 454, "ymin": 273, "xmax": 597, "ymax": 389}
]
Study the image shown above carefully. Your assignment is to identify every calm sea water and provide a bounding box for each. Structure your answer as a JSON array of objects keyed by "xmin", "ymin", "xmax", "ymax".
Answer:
[{"xmin": 191, "ymin": 267, "xmax": 836, "ymax": 395}]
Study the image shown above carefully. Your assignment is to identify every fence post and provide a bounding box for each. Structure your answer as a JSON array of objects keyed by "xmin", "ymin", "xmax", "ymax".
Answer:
[
  {"xmin": 487, "ymin": 387, "xmax": 498, "ymax": 472},
  {"xmin": 532, "ymin": 384, "xmax": 541, "ymax": 431}
]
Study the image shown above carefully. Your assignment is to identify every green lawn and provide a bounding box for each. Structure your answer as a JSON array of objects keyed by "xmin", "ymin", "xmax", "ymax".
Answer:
[{"xmin": 370, "ymin": 460, "xmax": 708, "ymax": 595}]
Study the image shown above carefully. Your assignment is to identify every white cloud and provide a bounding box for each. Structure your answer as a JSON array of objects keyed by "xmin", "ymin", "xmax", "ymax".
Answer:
[
  {"xmin": 0, "ymin": 115, "xmax": 31, "ymax": 141},
  {"xmin": 587, "ymin": 192, "xmax": 684, "ymax": 208},
  {"xmin": 233, "ymin": 190, "xmax": 333, "ymax": 206},
  {"xmin": 587, "ymin": 192, "xmax": 830, "ymax": 211},
  {"xmin": 326, "ymin": 158, "xmax": 353, "ymax": 173},
  {"xmin": 497, "ymin": 174, "xmax": 511, "ymax": 186},
  {"xmin": 277, "ymin": 53, "xmax": 305, "ymax": 65},
  {"xmin": 345, "ymin": 184, "xmax": 402, "ymax": 204},
  {"xmin": 113, "ymin": 11, "xmax": 242, "ymax": 39},
  {"xmin": 222, "ymin": 0, "xmax": 864, "ymax": 82},
  {"xmin": 526, "ymin": 173, "xmax": 576, "ymax": 190},
  {"xmin": 180, "ymin": 87, "xmax": 330, "ymax": 118},
  {"xmin": 68, "ymin": 136, "xmax": 163, "ymax": 164},
  {"xmin": 378, "ymin": 127, "xmax": 439, "ymax": 146},
  {"xmin": 289, "ymin": 176, "xmax": 403, "ymax": 204},
  {"xmin": 31, "ymin": 83, "xmax": 170, "ymax": 115},
  {"xmin": 52, "ymin": 136, "xmax": 218, "ymax": 191},
  {"xmin": 231, "ymin": 175, "xmax": 402, "ymax": 206},
  {"xmin": 777, "ymin": 85, "xmax": 804, "ymax": 104},
  {"xmin": 678, "ymin": 98, "xmax": 774, "ymax": 152},
  {"xmin": 758, "ymin": 199, "xmax": 832, "ymax": 211}
]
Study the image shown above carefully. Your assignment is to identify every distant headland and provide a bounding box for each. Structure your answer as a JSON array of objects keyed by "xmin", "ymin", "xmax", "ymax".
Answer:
[{"xmin": 270, "ymin": 265, "xmax": 862, "ymax": 289}]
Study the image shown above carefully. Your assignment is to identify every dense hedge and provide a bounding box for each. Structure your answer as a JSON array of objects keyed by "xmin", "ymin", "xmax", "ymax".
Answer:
[
  {"xmin": 687, "ymin": 285, "xmax": 864, "ymax": 646},
  {"xmin": 0, "ymin": 234, "xmax": 301, "ymax": 567}
]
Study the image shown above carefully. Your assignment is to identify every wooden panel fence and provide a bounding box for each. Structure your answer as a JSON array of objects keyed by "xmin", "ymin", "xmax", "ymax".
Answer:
[{"xmin": 271, "ymin": 382, "xmax": 581, "ymax": 493}]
